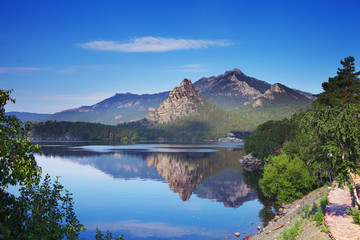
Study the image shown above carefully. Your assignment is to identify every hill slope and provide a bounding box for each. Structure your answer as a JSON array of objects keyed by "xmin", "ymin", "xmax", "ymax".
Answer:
[
  {"xmin": 49, "ymin": 91, "xmax": 169, "ymax": 125},
  {"xmin": 232, "ymin": 83, "xmax": 312, "ymax": 126},
  {"xmin": 5, "ymin": 112, "xmax": 52, "ymax": 123}
]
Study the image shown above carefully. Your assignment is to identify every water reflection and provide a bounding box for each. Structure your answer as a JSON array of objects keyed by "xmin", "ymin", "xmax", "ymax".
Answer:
[
  {"xmin": 195, "ymin": 168, "xmax": 257, "ymax": 208},
  {"xmin": 38, "ymin": 142, "xmax": 277, "ymax": 235},
  {"xmin": 41, "ymin": 144, "xmax": 253, "ymax": 206}
]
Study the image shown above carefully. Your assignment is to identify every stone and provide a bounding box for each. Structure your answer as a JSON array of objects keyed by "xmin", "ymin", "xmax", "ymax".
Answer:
[
  {"xmin": 239, "ymin": 153, "xmax": 263, "ymax": 171},
  {"xmin": 257, "ymin": 226, "xmax": 261, "ymax": 230},
  {"xmin": 234, "ymin": 232, "xmax": 240, "ymax": 237},
  {"xmin": 149, "ymin": 79, "xmax": 205, "ymax": 123}
]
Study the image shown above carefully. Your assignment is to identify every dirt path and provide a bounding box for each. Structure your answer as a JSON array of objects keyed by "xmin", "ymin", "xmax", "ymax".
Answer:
[{"xmin": 324, "ymin": 185, "xmax": 360, "ymax": 240}]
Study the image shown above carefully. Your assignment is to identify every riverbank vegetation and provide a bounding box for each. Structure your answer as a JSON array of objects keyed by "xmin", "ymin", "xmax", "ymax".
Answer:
[
  {"xmin": 245, "ymin": 56, "xmax": 360, "ymax": 204},
  {"xmin": 0, "ymin": 89, "xmax": 124, "ymax": 239}
]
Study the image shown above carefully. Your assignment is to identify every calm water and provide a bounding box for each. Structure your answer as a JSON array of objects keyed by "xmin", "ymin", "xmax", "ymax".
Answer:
[{"xmin": 33, "ymin": 142, "xmax": 277, "ymax": 240}]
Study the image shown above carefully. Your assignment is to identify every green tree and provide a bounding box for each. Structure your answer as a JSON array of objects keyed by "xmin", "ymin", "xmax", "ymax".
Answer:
[
  {"xmin": 0, "ymin": 90, "xmax": 41, "ymax": 189},
  {"xmin": 314, "ymin": 56, "xmax": 360, "ymax": 106},
  {"xmin": 244, "ymin": 119, "xmax": 295, "ymax": 163},
  {"xmin": 0, "ymin": 89, "xmax": 84, "ymax": 239},
  {"xmin": 259, "ymin": 152, "xmax": 314, "ymax": 204},
  {"xmin": 294, "ymin": 104, "xmax": 360, "ymax": 184}
]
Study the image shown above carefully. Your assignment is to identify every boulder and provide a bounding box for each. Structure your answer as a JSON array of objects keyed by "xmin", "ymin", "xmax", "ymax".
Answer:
[{"xmin": 239, "ymin": 153, "xmax": 263, "ymax": 171}]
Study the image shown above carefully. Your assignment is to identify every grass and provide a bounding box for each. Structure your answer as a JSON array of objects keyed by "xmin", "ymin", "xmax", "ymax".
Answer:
[
  {"xmin": 347, "ymin": 207, "xmax": 360, "ymax": 225},
  {"xmin": 297, "ymin": 189, "xmax": 330, "ymax": 233},
  {"xmin": 279, "ymin": 219, "xmax": 303, "ymax": 240}
]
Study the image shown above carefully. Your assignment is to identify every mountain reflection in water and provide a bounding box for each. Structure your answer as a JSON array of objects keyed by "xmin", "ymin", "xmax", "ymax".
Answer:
[
  {"xmin": 40, "ymin": 143, "xmax": 263, "ymax": 208},
  {"xmin": 38, "ymin": 142, "xmax": 277, "ymax": 239}
]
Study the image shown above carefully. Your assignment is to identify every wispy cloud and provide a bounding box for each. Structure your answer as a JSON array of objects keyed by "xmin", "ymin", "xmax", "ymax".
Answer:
[
  {"xmin": 0, "ymin": 67, "xmax": 41, "ymax": 74},
  {"xmin": 78, "ymin": 37, "xmax": 231, "ymax": 52},
  {"xmin": 57, "ymin": 68, "xmax": 78, "ymax": 74},
  {"xmin": 167, "ymin": 64, "xmax": 207, "ymax": 72}
]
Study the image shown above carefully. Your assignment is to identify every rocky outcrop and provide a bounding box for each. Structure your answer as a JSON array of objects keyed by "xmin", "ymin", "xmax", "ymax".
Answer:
[
  {"xmin": 239, "ymin": 153, "xmax": 263, "ymax": 171},
  {"xmin": 244, "ymin": 83, "xmax": 311, "ymax": 108},
  {"xmin": 218, "ymin": 132, "xmax": 243, "ymax": 143},
  {"xmin": 149, "ymin": 79, "xmax": 205, "ymax": 123}
]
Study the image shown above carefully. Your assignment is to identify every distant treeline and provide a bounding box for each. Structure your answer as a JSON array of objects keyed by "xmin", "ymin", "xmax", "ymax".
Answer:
[
  {"xmin": 31, "ymin": 120, "xmax": 160, "ymax": 143},
  {"xmin": 31, "ymin": 109, "xmax": 252, "ymax": 143}
]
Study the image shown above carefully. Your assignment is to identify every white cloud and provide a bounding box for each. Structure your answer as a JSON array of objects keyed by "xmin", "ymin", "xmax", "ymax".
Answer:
[
  {"xmin": 0, "ymin": 67, "xmax": 41, "ymax": 74},
  {"xmin": 78, "ymin": 36, "xmax": 231, "ymax": 52}
]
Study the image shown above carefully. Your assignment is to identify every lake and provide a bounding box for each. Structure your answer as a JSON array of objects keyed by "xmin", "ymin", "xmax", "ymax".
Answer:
[{"xmin": 33, "ymin": 142, "xmax": 277, "ymax": 240}]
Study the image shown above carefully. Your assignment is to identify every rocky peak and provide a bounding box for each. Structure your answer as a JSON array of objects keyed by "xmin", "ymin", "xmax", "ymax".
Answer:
[
  {"xmin": 149, "ymin": 79, "xmax": 205, "ymax": 123},
  {"xmin": 193, "ymin": 68, "xmax": 272, "ymax": 109},
  {"xmin": 245, "ymin": 82, "xmax": 311, "ymax": 107},
  {"xmin": 270, "ymin": 83, "xmax": 287, "ymax": 94}
]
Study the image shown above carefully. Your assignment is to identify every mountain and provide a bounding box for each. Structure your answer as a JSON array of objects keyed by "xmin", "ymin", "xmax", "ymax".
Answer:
[
  {"xmin": 49, "ymin": 91, "xmax": 169, "ymax": 125},
  {"xmin": 149, "ymin": 79, "xmax": 256, "ymax": 140},
  {"xmin": 193, "ymin": 68, "xmax": 271, "ymax": 109},
  {"xmin": 244, "ymin": 83, "xmax": 312, "ymax": 107},
  {"xmin": 149, "ymin": 79, "xmax": 205, "ymax": 123},
  {"xmin": 292, "ymin": 88, "xmax": 316, "ymax": 100},
  {"xmin": 232, "ymin": 83, "xmax": 313, "ymax": 126},
  {"xmin": 17, "ymin": 68, "xmax": 314, "ymax": 126},
  {"xmin": 5, "ymin": 112, "xmax": 52, "ymax": 122}
]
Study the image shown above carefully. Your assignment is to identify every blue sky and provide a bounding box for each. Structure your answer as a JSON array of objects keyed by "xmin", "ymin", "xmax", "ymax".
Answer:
[{"xmin": 1, "ymin": 0, "xmax": 360, "ymax": 113}]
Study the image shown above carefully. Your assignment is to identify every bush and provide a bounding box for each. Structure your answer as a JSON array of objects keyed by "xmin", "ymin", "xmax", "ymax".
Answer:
[
  {"xmin": 281, "ymin": 219, "xmax": 303, "ymax": 240},
  {"xmin": 259, "ymin": 152, "xmax": 314, "ymax": 204},
  {"xmin": 347, "ymin": 207, "xmax": 360, "ymax": 225}
]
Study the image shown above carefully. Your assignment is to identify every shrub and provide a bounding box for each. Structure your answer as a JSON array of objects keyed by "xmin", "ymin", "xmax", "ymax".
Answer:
[
  {"xmin": 347, "ymin": 207, "xmax": 360, "ymax": 225},
  {"xmin": 259, "ymin": 152, "xmax": 314, "ymax": 204}
]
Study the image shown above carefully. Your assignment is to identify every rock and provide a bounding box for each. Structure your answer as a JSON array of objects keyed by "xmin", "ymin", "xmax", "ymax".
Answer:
[
  {"xmin": 218, "ymin": 133, "xmax": 243, "ymax": 143},
  {"xmin": 239, "ymin": 153, "xmax": 263, "ymax": 171},
  {"xmin": 257, "ymin": 226, "xmax": 261, "ymax": 230},
  {"xmin": 274, "ymin": 215, "xmax": 280, "ymax": 221},
  {"xmin": 234, "ymin": 232, "xmax": 240, "ymax": 237},
  {"xmin": 149, "ymin": 79, "xmax": 205, "ymax": 123}
]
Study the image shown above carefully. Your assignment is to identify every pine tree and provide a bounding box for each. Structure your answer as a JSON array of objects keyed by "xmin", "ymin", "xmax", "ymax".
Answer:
[{"xmin": 314, "ymin": 56, "xmax": 360, "ymax": 106}]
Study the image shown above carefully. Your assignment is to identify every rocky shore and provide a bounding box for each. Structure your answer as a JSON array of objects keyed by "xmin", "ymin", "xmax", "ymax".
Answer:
[
  {"xmin": 218, "ymin": 133, "xmax": 243, "ymax": 143},
  {"xmin": 238, "ymin": 187, "xmax": 331, "ymax": 240}
]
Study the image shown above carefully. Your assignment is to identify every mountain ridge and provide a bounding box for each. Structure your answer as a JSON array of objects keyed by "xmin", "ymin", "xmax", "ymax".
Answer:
[
  {"xmin": 8, "ymin": 68, "xmax": 314, "ymax": 125},
  {"xmin": 193, "ymin": 68, "xmax": 272, "ymax": 109}
]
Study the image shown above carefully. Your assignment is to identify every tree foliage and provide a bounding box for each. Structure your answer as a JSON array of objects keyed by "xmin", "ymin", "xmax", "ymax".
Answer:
[
  {"xmin": 259, "ymin": 152, "xmax": 314, "ymax": 204},
  {"xmin": 0, "ymin": 89, "xmax": 84, "ymax": 239},
  {"xmin": 314, "ymin": 56, "xmax": 360, "ymax": 106},
  {"xmin": 0, "ymin": 90, "xmax": 41, "ymax": 189},
  {"xmin": 292, "ymin": 104, "xmax": 360, "ymax": 184},
  {"xmin": 244, "ymin": 119, "xmax": 296, "ymax": 163},
  {"xmin": 257, "ymin": 56, "xmax": 360, "ymax": 203}
]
